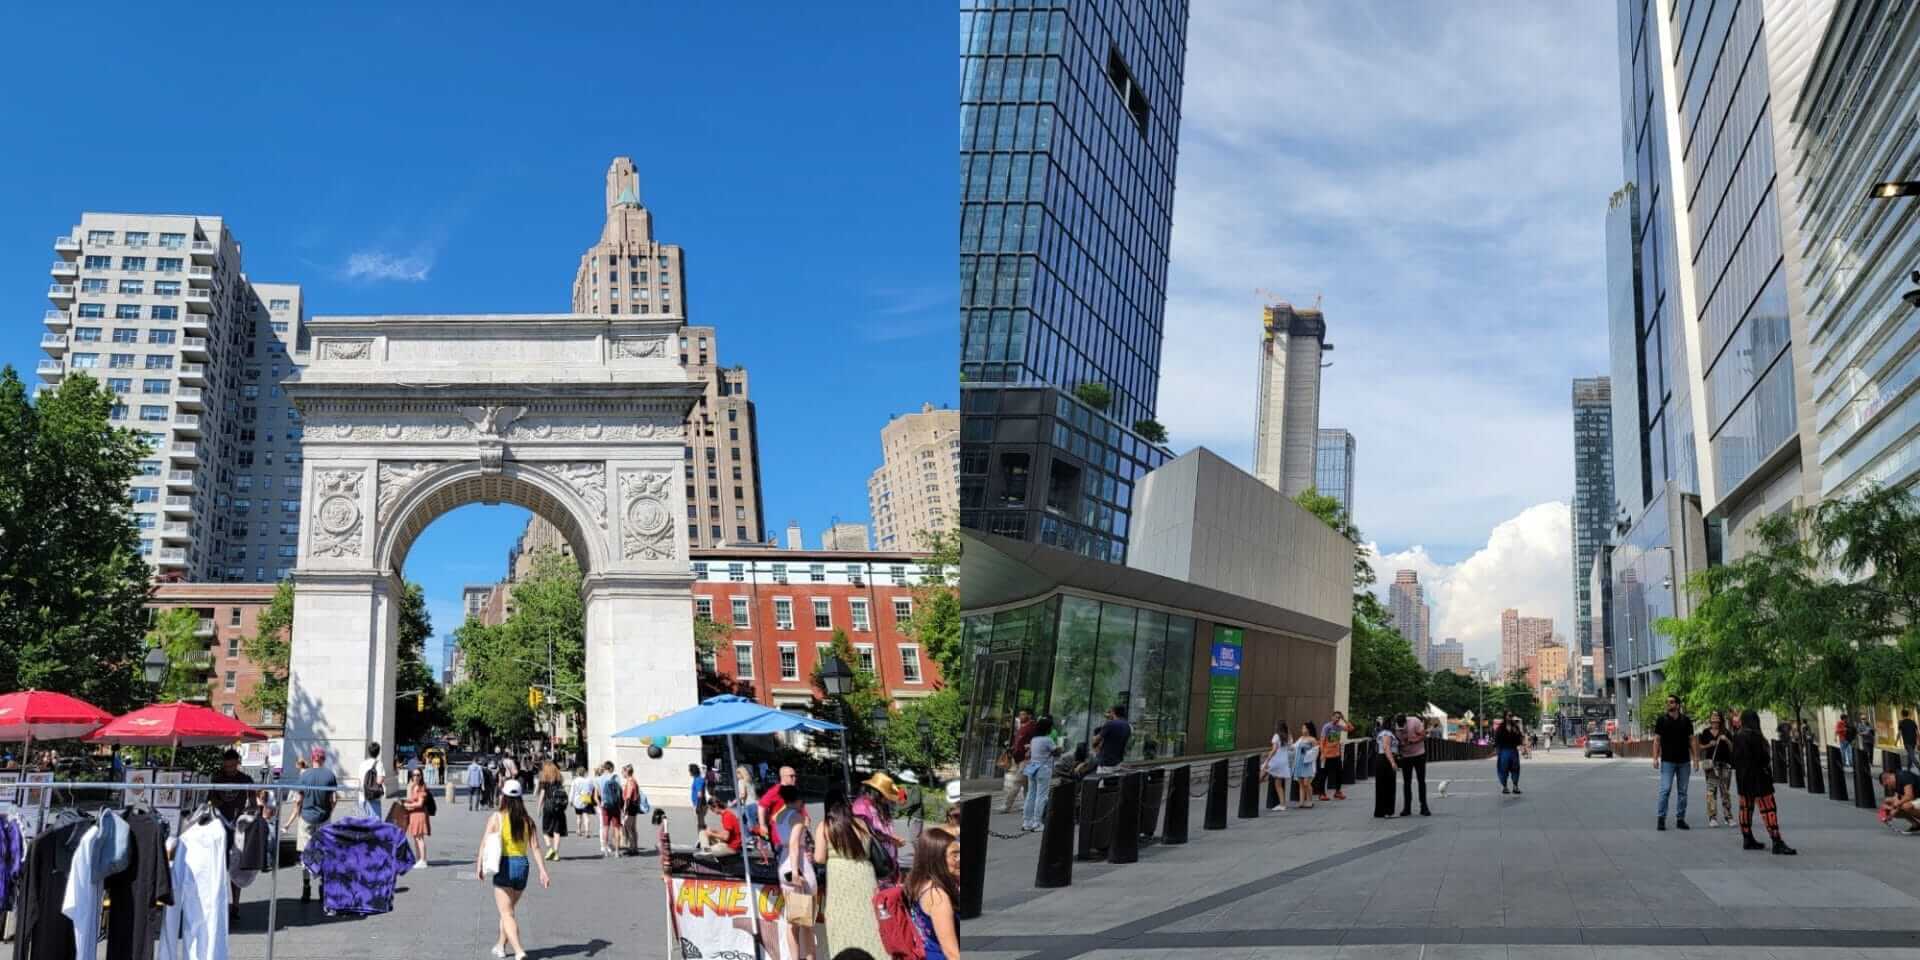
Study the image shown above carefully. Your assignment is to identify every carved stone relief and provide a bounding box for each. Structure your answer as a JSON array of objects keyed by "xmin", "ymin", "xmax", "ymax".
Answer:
[
  {"xmin": 310, "ymin": 468, "xmax": 367, "ymax": 558},
  {"xmin": 307, "ymin": 411, "xmax": 683, "ymax": 443},
  {"xmin": 529, "ymin": 461, "xmax": 608, "ymax": 529},
  {"xmin": 619, "ymin": 470, "xmax": 675, "ymax": 561},
  {"xmin": 376, "ymin": 461, "xmax": 443, "ymax": 525},
  {"xmin": 320, "ymin": 340, "xmax": 373, "ymax": 361},
  {"xmin": 611, "ymin": 336, "xmax": 667, "ymax": 359}
]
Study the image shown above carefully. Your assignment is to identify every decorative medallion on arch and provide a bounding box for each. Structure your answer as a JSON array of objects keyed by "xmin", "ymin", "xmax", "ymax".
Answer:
[
  {"xmin": 618, "ymin": 469, "xmax": 675, "ymax": 560},
  {"xmin": 309, "ymin": 469, "xmax": 366, "ymax": 559}
]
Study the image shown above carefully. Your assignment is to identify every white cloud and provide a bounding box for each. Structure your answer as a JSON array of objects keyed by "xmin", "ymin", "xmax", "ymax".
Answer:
[
  {"xmin": 1369, "ymin": 501, "xmax": 1573, "ymax": 670},
  {"xmin": 344, "ymin": 250, "xmax": 433, "ymax": 283},
  {"xmin": 1160, "ymin": 2, "xmax": 1619, "ymax": 556}
]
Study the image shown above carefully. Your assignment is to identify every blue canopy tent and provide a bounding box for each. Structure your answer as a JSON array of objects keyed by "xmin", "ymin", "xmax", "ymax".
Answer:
[{"xmin": 614, "ymin": 694, "xmax": 843, "ymax": 959}]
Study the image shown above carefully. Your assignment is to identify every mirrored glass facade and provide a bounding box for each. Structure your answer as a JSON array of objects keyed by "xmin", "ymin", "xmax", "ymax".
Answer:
[{"xmin": 1313, "ymin": 428, "xmax": 1355, "ymax": 517}]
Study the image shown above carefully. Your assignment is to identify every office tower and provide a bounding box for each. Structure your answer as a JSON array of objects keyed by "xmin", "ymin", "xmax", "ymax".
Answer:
[
  {"xmin": 42, "ymin": 214, "xmax": 303, "ymax": 582},
  {"xmin": 1570, "ymin": 378, "xmax": 1613, "ymax": 674},
  {"xmin": 959, "ymin": 0, "xmax": 1190, "ymax": 429},
  {"xmin": 1519, "ymin": 617, "xmax": 1553, "ymax": 686},
  {"xmin": 1431, "ymin": 639, "xmax": 1465, "ymax": 674},
  {"xmin": 1387, "ymin": 570, "xmax": 1429, "ymax": 668},
  {"xmin": 820, "ymin": 523, "xmax": 872, "ymax": 552},
  {"xmin": 1792, "ymin": 4, "xmax": 1920, "ymax": 504},
  {"xmin": 1315, "ymin": 428, "xmax": 1356, "ymax": 517},
  {"xmin": 1252, "ymin": 303, "xmax": 1328, "ymax": 499},
  {"xmin": 570, "ymin": 157, "xmax": 764, "ymax": 547},
  {"xmin": 785, "ymin": 521, "xmax": 804, "ymax": 550},
  {"xmin": 867, "ymin": 402, "xmax": 960, "ymax": 550}
]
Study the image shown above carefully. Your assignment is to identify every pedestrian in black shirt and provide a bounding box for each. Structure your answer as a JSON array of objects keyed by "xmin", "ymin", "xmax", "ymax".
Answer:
[
  {"xmin": 1652, "ymin": 694, "xmax": 1695, "ymax": 831},
  {"xmin": 1900, "ymin": 709, "xmax": 1918, "ymax": 770},
  {"xmin": 1733, "ymin": 708, "xmax": 1794, "ymax": 854}
]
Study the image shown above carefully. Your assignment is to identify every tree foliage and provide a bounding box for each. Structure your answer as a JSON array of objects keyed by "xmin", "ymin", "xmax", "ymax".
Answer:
[
  {"xmin": 1486, "ymin": 668, "xmax": 1542, "ymax": 727},
  {"xmin": 1426, "ymin": 669, "xmax": 1485, "ymax": 719},
  {"xmin": 146, "ymin": 608, "xmax": 208, "ymax": 703},
  {"xmin": 1294, "ymin": 488, "xmax": 1426, "ymax": 722},
  {"xmin": 881, "ymin": 686, "xmax": 964, "ymax": 782},
  {"xmin": 395, "ymin": 582, "xmax": 447, "ymax": 745},
  {"xmin": 1072, "ymin": 382, "xmax": 1112, "ymax": 412},
  {"xmin": 0, "ymin": 369, "xmax": 154, "ymax": 711},
  {"xmin": 901, "ymin": 529, "xmax": 962, "ymax": 682},
  {"xmin": 810, "ymin": 628, "xmax": 889, "ymax": 767},
  {"xmin": 241, "ymin": 581, "xmax": 294, "ymax": 720},
  {"xmin": 445, "ymin": 551, "xmax": 584, "ymax": 747}
]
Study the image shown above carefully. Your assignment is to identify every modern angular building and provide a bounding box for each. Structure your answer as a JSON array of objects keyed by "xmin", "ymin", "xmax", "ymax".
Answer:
[
  {"xmin": 1570, "ymin": 377, "xmax": 1613, "ymax": 693},
  {"xmin": 959, "ymin": 0, "xmax": 1190, "ymax": 429},
  {"xmin": 867, "ymin": 402, "xmax": 960, "ymax": 550},
  {"xmin": 1252, "ymin": 303, "xmax": 1329, "ymax": 500},
  {"xmin": 1315, "ymin": 428, "xmax": 1356, "ymax": 517},
  {"xmin": 40, "ymin": 213, "xmax": 305, "ymax": 582},
  {"xmin": 570, "ymin": 157, "xmax": 764, "ymax": 547},
  {"xmin": 1387, "ymin": 570, "xmax": 1430, "ymax": 669}
]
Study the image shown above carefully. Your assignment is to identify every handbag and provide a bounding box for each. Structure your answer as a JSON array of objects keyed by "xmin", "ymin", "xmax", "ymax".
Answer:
[
  {"xmin": 866, "ymin": 830, "xmax": 896, "ymax": 884},
  {"xmin": 423, "ymin": 790, "xmax": 438, "ymax": 817},
  {"xmin": 480, "ymin": 826, "xmax": 503, "ymax": 877}
]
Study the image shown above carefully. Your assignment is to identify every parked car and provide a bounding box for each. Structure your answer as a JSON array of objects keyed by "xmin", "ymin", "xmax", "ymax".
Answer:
[{"xmin": 1584, "ymin": 732, "xmax": 1613, "ymax": 758}]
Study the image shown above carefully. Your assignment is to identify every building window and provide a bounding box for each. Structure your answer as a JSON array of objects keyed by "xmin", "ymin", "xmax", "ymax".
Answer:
[
  {"xmin": 728, "ymin": 562, "xmax": 745, "ymax": 583},
  {"xmin": 145, "ymin": 355, "xmax": 173, "ymax": 369},
  {"xmin": 809, "ymin": 563, "xmax": 826, "ymax": 583},
  {"xmin": 811, "ymin": 598, "xmax": 832, "ymax": 630},
  {"xmin": 730, "ymin": 597, "xmax": 750, "ymax": 628},
  {"xmin": 850, "ymin": 599, "xmax": 870, "ymax": 632},
  {"xmin": 771, "ymin": 563, "xmax": 787, "ymax": 584},
  {"xmin": 892, "ymin": 598, "xmax": 913, "ymax": 623},
  {"xmin": 692, "ymin": 561, "xmax": 708, "ymax": 580},
  {"xmin": 774, "ymin": 598, "xmax": 793, "ymax": 630},
  {"xmin": 778, "ymin": 645, "xmax": 798, "ymax": 681},
  {"xmin": 694, "ymin": 597, "xmax": 713, "ymax": 621},
  {"xmin": 221, "ymin": 703, "xmax": 236, "ymax": 718},
  {"xmin": 121, "ymin": 256, "xmax": 146, "ymax": 272},
  {"xmin": 900, "ymin": 646, "xmax": 923, "ymax": 684},
  {"xmin": 106, "ymin": 377, "xmax": 130, "ymax": 394},
  {"xmin": 224, "ymin": 671, "xmax": 237, "ymax": 691},
  {"xmin": 226, "ymin": 636, "xmax": 239, "ymax": 657},
  {"xmin": 890, "ymin": 565, "xmax": 909, "ymax": 586},
  {"xmin": 131, "ymin": 487, "xmax": 158, "ymax": 503},
  {"xmin": 139, "ymin": 405, "xmax": 167, "ymax": 421},
  {"xmin": 149, "ymin": 330, "xmax": 175, "ymax": 344},
  {"xmin": 733, "ymin": 643, "xmax": 754, "ymax": 680},
  {"xmin": 856, "ymin": 644, "xmax": 876, "ymax": 675},
  {"xmin": 229, "ymin": 606, "xmax": 241, "ymax": 626}
]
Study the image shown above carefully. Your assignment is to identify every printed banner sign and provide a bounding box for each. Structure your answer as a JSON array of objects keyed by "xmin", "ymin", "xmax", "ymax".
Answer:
[
  {"xmin": 666, "ymin": 875, "xmax": 798, "ymax": 960},
  {"xmin": 1205, "ymin": 626, "xmax": 1244, "ymax": 752}
]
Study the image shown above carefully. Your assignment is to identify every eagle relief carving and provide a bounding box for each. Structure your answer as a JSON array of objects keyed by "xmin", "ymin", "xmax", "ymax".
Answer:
[{"xmin": 619, "ymin": 470, "xmax": 675, "ymax": 560}]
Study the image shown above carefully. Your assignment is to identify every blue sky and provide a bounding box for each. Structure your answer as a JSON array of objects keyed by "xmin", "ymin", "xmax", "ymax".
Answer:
[{"xmin": 0, "ymin": 4, "xmax": 955, "ymax": 673}]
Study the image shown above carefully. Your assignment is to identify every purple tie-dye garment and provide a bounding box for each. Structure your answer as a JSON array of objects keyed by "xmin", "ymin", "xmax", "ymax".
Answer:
[
  {"xmin": 0, "ymin": 816, "xmax": 21, "ymax": 913},
  {"xmin": 299, "ymin": 816, "xmax": 417, "ymax": 915}
]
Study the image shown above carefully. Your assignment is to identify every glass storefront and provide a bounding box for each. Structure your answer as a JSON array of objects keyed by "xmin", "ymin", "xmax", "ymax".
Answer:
[{"xmin": 961, "ymin": 593, "xmax": 1195, "ymax": 778}]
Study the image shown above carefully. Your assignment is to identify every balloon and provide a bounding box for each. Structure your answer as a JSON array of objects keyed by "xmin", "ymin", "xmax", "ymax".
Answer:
[
  {"xmin": 651, "ymin": 735, "xmax": 671, "ymax": 748},
  {"xmin": 646, "ymin": 745, "xmax": 663, "ymax": 760}
]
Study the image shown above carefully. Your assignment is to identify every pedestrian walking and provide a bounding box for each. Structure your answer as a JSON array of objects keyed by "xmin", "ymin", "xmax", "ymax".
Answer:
[
  {"xmin": 1318, "ymin": 712, "xmax": 1352, "ymax": 801},
  {"xmin": 598, "ymin": 761, "xmax": 624, "ymax": 857},
  {"xmin": 1901, "ymin": 709, "xmax": 1919, "ymax": 770},
  {"xmin": 403, "ymin": 768, "xmax": 433, "ymax": 864},
  {"xmin": 777, "ymin": 797, "xmax": 818, "ymax": 960},
  {"xmin": 999, "ymin": 709, "xmax": 1036, "ymax": 814},
  {"xmin": 756, "ymin": 765, "xmax": 799, "ymax": 842},
  {"xmin": 732, "ymin": 764, "xmax": 759, "ymax": 836},
  {"xmin": 569, "ymin": 765, "xmax": 597, "ymax": 839},
  {"xmin": 1291, "ymin": 722, "xmax": 1319, "ymax": 809},
  {"xmin": 537, "ymin": 761, "xmax": 569, "ymax": 860},
  {"xmin": 1732, "ymin": 708, "xmax": 1796, "ymax": 855},
  {"xmin": 1021, "ymin": 718, "xmax": 1057, "ymax": 832},
  {"xmin": 477, "ymin": 779, "xmax": 551, "ymax": 960},
  {"xmin": 814, "ymin": 789, "xmax": 888, "ymax": 959},
  {"xmin": 688, "ymin": 763, "xmax": 709, "ymax": 831},
  {"xmin": 360, "ymin": 741, "xmax": 387, "ymax": 819},
  {"xmin": 467, "ymin": 758, "xmax": 486, "ymax": 810},
  {"xmin": 1653, "ymin": 694, "xmax": 1695, "ymax": 831},
  {"xmin": 904, "ymin": 827, "xmax": 964, "ymax": 960},
  {"xmin": 1372, "ymin": 718, "xmax": 1400, "ymax": 818},
  {"xmin": 1836, "ymin": 715, "xmax": 1856, "ymax": 772},
  {"xmin": 1494, "ymin": 713, "xmax": 1527, "ymax": 794},
  {"xmin": 1398, "ymin": 714, "xmax": 1430, "ymax": 816},
  {"xmin": 620, "ymin": 765, "xmax": 647, "ymax": 855},
  {"xmin": 1264, "ymin": 718, "xmax": 1292, "ymax": 811},
  {"xmin": 295, "ymin": 745, "xmax": 338, "ymax": 904},
  {"xmin": 854, "ymin": 773, "xmax": 908, "ymax": 880},
  {"xmin": 1697, "ymin": 710, "xmax": 1735, "ymax": 828}
]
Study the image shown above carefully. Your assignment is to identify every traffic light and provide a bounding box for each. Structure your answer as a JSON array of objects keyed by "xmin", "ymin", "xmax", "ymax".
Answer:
[
  {"xmin": 528, "ymin": 686, "xmax": 544, "ymax": 710},
  {"xmin": 415, "ymin": 693, "xmax": 425, "ymax": 712}
]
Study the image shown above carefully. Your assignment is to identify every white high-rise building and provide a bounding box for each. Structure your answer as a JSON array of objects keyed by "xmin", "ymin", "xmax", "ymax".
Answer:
[
  {"xmin": 867, "ymin": 402, "xmax": 959, "ymax": 550},
  {"xmin": 1253, "ymin": 302, "xmax": 1329, "ymax": 499},
  {"xmin": 41, "ymin": 213, "xmax": 305, "ymax": 582}
]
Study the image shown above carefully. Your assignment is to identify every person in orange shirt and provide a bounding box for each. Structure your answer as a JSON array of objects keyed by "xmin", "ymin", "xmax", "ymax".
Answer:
[{"xmin": 1316, "ymin": 712, "xmax": 1353, "ymax": 801}]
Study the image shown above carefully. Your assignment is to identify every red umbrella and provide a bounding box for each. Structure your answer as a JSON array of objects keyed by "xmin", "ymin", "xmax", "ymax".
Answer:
[
  {"xmin": 0, "ymin": 691, "xmax": 114, "ymax": 765},
  {"xmin": 87, "ymin": 702, "xmax": 267, "ymax": 749}
]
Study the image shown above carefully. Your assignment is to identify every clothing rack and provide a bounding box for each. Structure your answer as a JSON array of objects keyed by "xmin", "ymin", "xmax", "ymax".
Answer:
[{"xmin": 15, "ymin": 779, "xmax": 369, "ymax": 960}]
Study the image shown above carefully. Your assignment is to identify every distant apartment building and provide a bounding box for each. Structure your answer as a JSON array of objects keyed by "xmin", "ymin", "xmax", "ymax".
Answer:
[
  {"xmin": 1253, "ymin": 303, "xmax": 1329, "ymax": 500},
  {"xmin": 1431, "ymin": 638, "xmax": 1465, "ymax": 674},
  {"xmin": 41, "ymin": 214, "xmax": 306, "ymax": 582},
  {"xmin": 820, "ymin": 523, "xmax": 872, "ymax": 552},
  {"xmin": 867, "ymin": 403, "xmax": 960, "ymax": 550},
  {"xmin": 145, "ymin": 582, "xmax": 283, "ymax": 732},
  {"xmin": 1315, "ymin": 428, "xmax": 1356, "ymax": 517},
  {"xmin": 1535, "ymin": 641, "xmax": 1568, "ymax": 696},
  {"xmin": 692, "ymin": 548, "xmax": 946, "ymax": 708},
  {"xmin": 1499, "ymin": 609, "xmax": 1554, "ymax": 684},
  {"xmin": 1387, "ymin": 570, "xmax": 1431, "ymax": 668},
  {"xmin": 569, "ymin": 157, "xmax": 764, "ymax": 547}
]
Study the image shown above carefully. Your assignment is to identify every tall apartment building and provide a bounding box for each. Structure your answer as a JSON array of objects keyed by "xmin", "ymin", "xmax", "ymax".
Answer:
[
  {"xmin": 1430, "ymin": 638, "xmax": 1465, "ymax": 674},
  {"xmin": 867, "ymin": 403, "xmax": 960, "ymax": 550},
  {"xmin": 1570, "ymin": 377, "xmax": 1613, "ymax": 690},
  {"xmin": 1253, "ymin": 303, "xmax": 1329, "ymax": 499},
  {"xmin": 1314, "ymin": 428, "xmax": 1356, "ymax": 517},
  {"xmin": 820, "ymin": 523, "xmax": 872, "ymax": 552},
  {"xmin": 41, "ymin": 214, "xmax": 305, "ymax": 582},
  {"xmin": 569, "ymin": 157, "xmax": 765, "ymax": 547},
  {"xmin": 1499, "ymin": 609, "xmax": 1553, "ymax": 683},
  {"xmin": 1387, "ymin": 570, "xmax": 1430, "ymax": 669},
  {"xmin": 1536, "ymin": 640, "xmax": 1569, "ymax": 694}
]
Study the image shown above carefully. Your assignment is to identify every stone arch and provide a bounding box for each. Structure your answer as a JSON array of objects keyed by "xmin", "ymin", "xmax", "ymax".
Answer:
[{"xmin": 374, "ymin": 460, "xmax": 606, "ymax": 577}]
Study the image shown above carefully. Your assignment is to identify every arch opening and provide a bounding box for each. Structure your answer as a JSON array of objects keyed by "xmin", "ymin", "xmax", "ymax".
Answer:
[{"xmin": 378, "ymin": 462, "xmax": 603, "ymax": 580}]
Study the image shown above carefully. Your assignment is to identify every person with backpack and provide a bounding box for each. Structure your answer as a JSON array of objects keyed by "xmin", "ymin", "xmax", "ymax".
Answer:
[
  {"xmin": 598, "ymin": 762, "xmax": 625, "ymax": 857},
  {"xmin": 569, "ymin": 765, "xmax": 597, "ymax": 841},
  {"xmin": 902, "ymin": 826, "xmax": 962, "ymax": 959},
  {"xmin": 360, "ymin": 741, "xmax": 387, "ymax": 820},
  {"xmin": 619, "ymin": 764, "xmax": 649, "ymax": 855}
]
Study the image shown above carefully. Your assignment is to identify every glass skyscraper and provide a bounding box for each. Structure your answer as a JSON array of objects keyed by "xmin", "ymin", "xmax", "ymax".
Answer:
[
  {"xmin": 959, "ymin": 0, "xmax": 1189, "ymax": 429},
  {"xmin": 1313, "ymin": 428, "xmax": 1355, "ymax": 517},
  {"xmin": 1570, "ymin": 377, "xmax": 1612, "ymax": 695}
]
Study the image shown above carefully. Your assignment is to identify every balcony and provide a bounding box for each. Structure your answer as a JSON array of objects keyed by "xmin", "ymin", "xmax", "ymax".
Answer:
[
  {"xmin": 163, "ymin": 495, "xmax": 193, "ymax": 515},
  {"xmin": 181, "ymin": 337, "xmax": 208, "ymax": 359},
  {"xmin": 166, "ymin": 471, "xmax": 195, "ymax": 489},
  {"xmin": 175, "ymin": 387, "xmax": 204, "ymax": 409},
  {"xmin": 173, "ymin": 414, "xmax": 201, "ymax": 437},
  {"xmin": 159, "ymin": 521, "xmax": 190, "ymax": 539},
  {"xmin": 178, "ymin": 362, "xmax": 205, "ymax": 384},
  {"xmin": 182, "ymin": 313, "xmax": 209, "ymax": 335},
  {"xmin": 36, "ymin": 359, "xmax": 64, "ymax": 382},
  {"xmin": 40, "ymin": 333, "xmax": 67, "ymax": 353},
  {"xmin": 185, "ymin": 288, "xmax": 212, "ymax": 313},
  {"xmin": 47, "ymin": 284, "xmax": 74, "ymax": 304},
  {"xmin": 187, "ymin": 265, "xmax": 213, "ymax": 285},
  {"xmin": 170, "ymin": 442, "xmax": 200, "ymax": 464},
  {"xmin": 43, "ymin": 309, "xmax": 68, "ymax": 330},
  {"xmin": 50, "ymin": 261, "xmax": 77, "ymax": 279},
  {"xmin": 54, "ymin": 236, "xmax": 80, "ymax": 257},
  {"xmin": 190, "ymin": 240, "xmax": 214, "ymax": 263},
  {"xmin": 195, "ymin": 618, "xmax": 216, "ymax": 638},
  {"xmin": 155, "ymin": 548, "xmax": 188, "ymax": 568}
]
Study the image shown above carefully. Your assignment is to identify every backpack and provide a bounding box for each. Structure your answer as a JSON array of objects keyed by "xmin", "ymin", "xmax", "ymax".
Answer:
[
  {"xmin": 624, "ymin": 784, "xmax": 650, "ymax": 817},
  {"xmin": 423, "ymin": 789, "xmax": 437, "ymax": 817},
  {"xmin": 600, "ymin": 775, "xmax": 623, "ymax": 811},
  {"xmin": 871, "ymin": 884, "xmax": 924, "ymax": 960},
  {"xmin": 363, "ymin": 765, "xmax": 384, "ymax": 802}
]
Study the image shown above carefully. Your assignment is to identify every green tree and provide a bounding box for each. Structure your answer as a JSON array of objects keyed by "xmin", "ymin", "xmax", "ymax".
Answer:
[
  {"xmin": 447, "ymin": 617, "xmax": 537, "ymax": 746},
  {"xmin": 901, "ymin": 530, "xmax": 962, "ymax": 680},
  {"xmin": 145, "ymin": 608, "xmax": 208, "ymax": 703},
  {"xmin": 0, "ymin": 369, "xmax": 154, "ymax": 711},
  {"xmin": 395, "ymin": 582, "xmax": 446, "ymax": 745},
  {"xmin": 1294, "ymin": 488, "xmax": 1425, "ymax": 722},
  {"xmin": 693, "ymin": 614, "xmax": 732, "ymax": 663},
  {"xmin": 1487, "ymin": 668, "xmax": 1542, "ymax": 727},
  {"xmin": 501, "ymin": 552, "xmax": 586, "ymax": 733},
  {"xmin": 1072, "ymin": 382, "xmax": 1112, "ymax": 411},
  {"xmin": 241, "ymin": 581, "xmax": 294, "ymax": 720},
  {"xmin": 811, "ymin": 628, "xmax": 888, "ymax": 767},
  {"xmin": 1131, "ymin": 418, "xmax": 1168, "ymax": 445},
  {"xmin": 881, "ymin": 686, "xmax": 964, "ymax": 781},
  {"xmin": 1426, "ymin": 669, "xmax": 1484, "ymax": 719}
]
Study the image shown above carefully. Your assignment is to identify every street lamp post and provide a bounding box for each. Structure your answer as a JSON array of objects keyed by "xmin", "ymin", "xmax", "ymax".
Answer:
[
  {"xmin": 818, "ymin": 654, "xmax": 855, "ymax": 796},
  {"xmin": 916, "ymin": 714, "xmax": 933, "ymax": 783}
]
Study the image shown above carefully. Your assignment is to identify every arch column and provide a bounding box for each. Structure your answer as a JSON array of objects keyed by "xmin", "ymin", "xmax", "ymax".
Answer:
[
  {"xmin": 583, "ymin": 572, "xmax": 701, "ymax": 793},
  {"xmin": 285, "ymin": 569, "xmax": 403, "ymax": 792}
]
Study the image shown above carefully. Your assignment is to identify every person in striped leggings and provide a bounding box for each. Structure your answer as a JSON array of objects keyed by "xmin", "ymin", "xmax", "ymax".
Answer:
[{"xmin": 1732, "ymin": 708, "xmax": 1796, "ymax": 855}]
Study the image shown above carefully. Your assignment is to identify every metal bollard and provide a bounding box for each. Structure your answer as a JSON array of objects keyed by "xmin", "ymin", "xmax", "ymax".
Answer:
[
  {"xmin": 1854, "ymin": 757, "xmax": 1878, "ymax": 810},
  {"xmin": 1238, "ymin": 755, "xmax": 1261, "ymax": 819},
  {"xmin": 958, "ymin": 794, "xmax": 989, "ymax": 919},
  {"xmin": 1137, "ymin": 768, "xmax": 1165, "ymax": 842},
  {"xmin": 1343, "ymin": 741, "xmax": 1359, "ymax": 786},
  {"xmin": 1075, "ymin": 777, "xmax": 1100, "ymax": 860},
  {"xmin": 1804, "ymin": 740, "xmax": 1825, "ymax": 795},
  {"xmin": 1827, "ymin": 746, "xmax": 1848, "ymax": 802},
  {"xmin": 1163, "ymin": 765, "xmax": 1190, "ymax": 844},
  {"xmin": 1204, "ymin": 757, "xmax": 1229, "ymax": 830},
  {"xmin": 1771, "ymin": 739, "xmax": 1788, "ymax": 784},
  {"xmin": 1034, "ymin": 779, "xmax": 1076, "ymax": 889},
  {"xmin": 1787, "ymin": 739, "xmax": 1805, "ymax": 788},
  {"xmin": 1109, "ymin": 772, "xmax": 1142, "ymax": 864}
]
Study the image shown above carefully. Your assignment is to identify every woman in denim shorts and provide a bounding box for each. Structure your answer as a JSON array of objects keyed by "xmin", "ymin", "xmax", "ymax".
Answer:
[{"xmin": 477, "ymin": 779, "xmax": 551, "ymax": 960}]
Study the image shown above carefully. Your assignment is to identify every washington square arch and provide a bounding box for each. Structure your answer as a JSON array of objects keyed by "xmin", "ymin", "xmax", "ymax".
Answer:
[{"xmin": 282, "ymin": 312, "xmax": 704, "ymax": 791}]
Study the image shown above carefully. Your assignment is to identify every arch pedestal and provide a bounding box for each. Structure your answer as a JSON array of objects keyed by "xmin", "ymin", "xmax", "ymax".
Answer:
[{"xmin": 281, "ymin": 314, "xmax": 706, "ymax": 794}]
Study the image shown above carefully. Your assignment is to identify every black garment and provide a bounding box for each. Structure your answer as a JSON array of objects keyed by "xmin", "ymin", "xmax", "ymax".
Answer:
[
  {"xmin": 1892, "ymin": 769, "xmax": 1920, "ymax": 798},
  {"xmin": 1400, "ymin": 755, "xmax": 1428, "ymax": 814},
  {"xmin": 208, "ymin": 768, "xmax": 254, "ymax": 824},
  {"xmin": 1653, "ymin": 713, "xmax": 1695, "ymax": 764},
  {"xmin": 1372, "ymin": 755, "xmax": 1396, "ymax": 817},
  {"xmin": 540, "ymin": 781, "xmax": 570, "ymax": 837},
  {"xmin": 231, "ymin": 809, "xmax": 270, "ymax": 873},
  {"xmin": 1901, "ymin": 718, "xmax": 1917, "ymax": 748},
  {"xmin": 13, "ymin": 820, "xmax": 84, "ymax": 960},
  {"xmin": 1095, "ymin": 718, "xmax": 1131, "ymax": 767},
  {"xmin": 1696, "ymin": 727, "xmax": 1734, "ymax": 767},
  {"xmin": 1493, "ymin": 724, "xmax": 1525, "ymax": 750},
  {"xmin": 1730, "ymin": 727, "xmax": 1775, "ymax": 797},
  {"xmin": 104, "ymin": 811, "xmax": 174, "ymax": 960}
]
